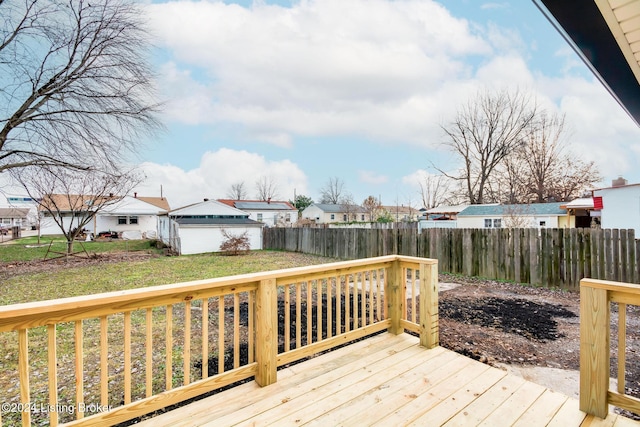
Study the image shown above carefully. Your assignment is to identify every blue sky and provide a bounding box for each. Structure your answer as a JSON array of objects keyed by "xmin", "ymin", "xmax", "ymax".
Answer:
[{"xmin": 130, "ymin": 0, "xmax": 640, "ymax": 209}]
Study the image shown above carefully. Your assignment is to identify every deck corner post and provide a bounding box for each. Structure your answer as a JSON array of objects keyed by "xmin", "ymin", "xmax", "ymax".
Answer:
[
  {"xmin": 255, "ymin": 277, "xmax": 277, "ymax": 387},
  {"xmin": 419, "ymin": 261, "xmax": 439, "ymax": 349},
  {"xmin": 387, "ymin": 258, "xmax": 404, "ymax": 335},
  {"xmin": 579, "ymin": 280, "xmax": 610, "ymax": 419}
]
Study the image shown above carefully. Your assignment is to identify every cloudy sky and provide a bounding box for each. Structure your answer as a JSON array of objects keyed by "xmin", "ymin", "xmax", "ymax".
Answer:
[{"xmin": 126, "ymin": 0, "xmax": 640, "ymax": 209}]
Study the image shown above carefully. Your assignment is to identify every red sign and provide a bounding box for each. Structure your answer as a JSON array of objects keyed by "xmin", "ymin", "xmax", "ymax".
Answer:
[{"xmin": 593, "ymin": 196, "xmax": 603, "ymax": 210}]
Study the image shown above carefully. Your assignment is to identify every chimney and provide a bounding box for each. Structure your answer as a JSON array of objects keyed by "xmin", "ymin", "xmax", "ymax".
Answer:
[
  {"xmin": 134, "ymin": 192, "xmax": 137, "ymax": 198},
  {"xmin": 204, "ymin": 198, "xmax": 209, "ymax": 202},
  {"xmin": 612, "ymin": 176, "xmax": 628, "ymax": 187},
  {"xmin": 267, "ymin": 197, "xmax": 271, "ymax": 204}
]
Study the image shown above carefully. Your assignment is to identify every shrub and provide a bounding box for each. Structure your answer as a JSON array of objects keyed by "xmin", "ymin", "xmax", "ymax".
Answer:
[{"xmin": 219, "ymin": 229, "xmax": 251, "ymax": 256}]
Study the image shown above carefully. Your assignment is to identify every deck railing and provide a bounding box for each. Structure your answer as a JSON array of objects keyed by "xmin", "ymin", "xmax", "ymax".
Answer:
[
  {"xmin": 580, "ymin": 278, "xmax": 640, "ymax": 418},
  {"xmin": 0, "ymin": 255, "xmax": 438, "ymax": 426}
]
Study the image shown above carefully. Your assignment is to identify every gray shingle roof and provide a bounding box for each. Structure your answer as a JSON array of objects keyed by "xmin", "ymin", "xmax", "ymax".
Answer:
[
  {"xmin": 313, "ymin": 203, "xmax": 366, "ymax": 213},
  {"xmin": 458, "ymin": 202, "xmax": 566, "ymax": 217}
]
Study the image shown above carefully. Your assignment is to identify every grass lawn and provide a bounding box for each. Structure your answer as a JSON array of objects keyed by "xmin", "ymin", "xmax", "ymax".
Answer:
[{"xmin": 0, "ymin": 237, "xmax": 338, "ymax": 305}]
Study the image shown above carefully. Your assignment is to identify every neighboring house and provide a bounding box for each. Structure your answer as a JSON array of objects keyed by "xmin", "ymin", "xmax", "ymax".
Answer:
[
  {"xmin": 419, "ymin": 204, "xmax": 469, "ymax": 231},
  {"xmin": 217, "ymin": 199, "xmax": 298, "ymax": 227},
  {"xmin": 0, "ymin": 207, "xmax": 29, "ymax": 228},
  {"xmin": 592, "ymin": 178, "xmax": 640, "ymax": 235},
  {"xmin": 380, "ymin": 205, "xmax": 421, "ymax": 222},
  {"xmin": 560, "ymin": 197, "xmax": 597, "ymax": 229},
  {"xmin": 301, "ymin": 203, "xmax": 369, "ymax": 224},
  {"xmin": 456, "ymin": 202, "xmax": 569, "ymax": 229},
  {"xmin": 39, "ymin": 194, "xmax": 170, "ymax": 238},
  {"xmin": 158, "ymin": 199, "xmax": 264, "ymax": 255}
]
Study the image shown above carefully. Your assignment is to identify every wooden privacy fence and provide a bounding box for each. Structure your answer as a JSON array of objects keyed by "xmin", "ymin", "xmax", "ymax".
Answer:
[
  {"xmin": 264, "ymin": 227, "xmax": 640, "ymax": 290},
  {"xmin": 0, "ymin": 255, "xmax": 437, "ymax": 426}
]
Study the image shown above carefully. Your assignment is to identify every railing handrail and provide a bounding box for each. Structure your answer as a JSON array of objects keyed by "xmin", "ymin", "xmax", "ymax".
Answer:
[{"xmin": 580, "ymin": 277, "xmax": 640, "ymax": 419}]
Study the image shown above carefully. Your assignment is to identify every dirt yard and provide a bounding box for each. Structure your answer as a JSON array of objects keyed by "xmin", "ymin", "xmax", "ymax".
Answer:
[{"xmin": 439, "ymin": 274, "xmax": 640, "ymax": 419}]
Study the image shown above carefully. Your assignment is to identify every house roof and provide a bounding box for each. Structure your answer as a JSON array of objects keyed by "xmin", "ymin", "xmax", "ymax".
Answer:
[
  {"xmin": 534, "ymin": 0, "xmax": 640, "ymax": 126},
  {"xmin": 101, "ymin": 196, "xmax": 170, "ymax": 216},
  {"xmin": 561, "ymin": 198, "xmax": 595, "ymax": 210},
  {"xmin": 458, "ymin": 202, "xmax": 566, "ymax": 217},
  {"xmin": 425, "ymin": 204, "xmax": 470, "ymax": 215},
  {"xmin": 309, "ymin": 203, "xmax": 367, "ymax": 213},
  {"xmin": 38, "ymin": 194, "xmax": 115, "ymax": 212},
  {"xmin": 381, "ymin": 205, "xmax": 419, "ymax": 215},
  {"xmin": 0, "ymin": 207, "xmax": 29, "ymax": 218},
  {"xmin": 170, "ymin": 199, "xmax": 249, "ymax": 217},
  {"xmin": 136, "ymin": 196, "xmax": 170, "ymax": 211},
  {"xmin": 593, "ymin": 182, "xmax": 640, "ymax": 192},
  {"xmin": 217, "ymin": 199, "xmax": 296, "ymax": 211}
]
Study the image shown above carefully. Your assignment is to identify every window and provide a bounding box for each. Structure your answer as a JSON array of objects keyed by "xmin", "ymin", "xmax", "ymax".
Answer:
[
  {"xmin": 484, "ymin": 219, "xmax": 492, "ymax": 228},
  {"xmin": 343, "ymin": 214, "xmax": 347, "ymax": 221},
  {"xmin": 129, "ymin": 216, "xmax": 138, "ymax": 225},
  {"xmin": 493, "ymin": 219, "xmax": 501, "ymax": 228},
  {"xmin": 539, "ymin": 221, "xmax": 546, "ymax": 227},
  {"xmin": 361, "ymin": 215, "xmax": 365, "ymax": 221},
  {"xmin": 330, "ymin": 214, "xmax": 335, "ymax": 220},
  {"xmin": 118, "ymin": 216, "xmax": 127, "ymax": 225},
  {"xmin": 257, "ymin": 213, "xmax": 263, "ymax": 221}
]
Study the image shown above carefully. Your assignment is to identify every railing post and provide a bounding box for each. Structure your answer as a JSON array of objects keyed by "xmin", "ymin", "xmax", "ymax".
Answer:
[
  {"xmin": 387, "ymin": 259, "xmax": 404, "ymax": 335},
  {"xmin": 419, "ymin": 261, "xmax": 439, "ymax": 349},
  {"xmin": 580, "ymin": 282, "xmax": 610, "ymax": 418},
  {"xmin": 255, "ymin": 278, "xmax": 277, "ymax": 386}
]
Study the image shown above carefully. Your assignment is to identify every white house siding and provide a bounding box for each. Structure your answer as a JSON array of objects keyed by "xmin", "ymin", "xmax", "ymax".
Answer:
[
  {"xmin": 456, "ymin": 216, "xmax": 559, "ymax": 229},
  {"xmin": 595, "ymin": 185, "xmax": 640, "ymax": 234},
  {"xmin": 247, "ymin": 210, "xmax": 296, "ymax": 227},
  {"xmin": 95, "ymin": 215, "xmax": 158, "ymax": 236},
  {"xmin": 301, "ymin": 205, "xmax": 325, "ymax": 222},
  {"xmin": 39, "ymin": 214, "xmax": 95, "ymax": 236},
  {"xmin": 178, "ymin": 225, "xmax": 263, "ymax": 255}
]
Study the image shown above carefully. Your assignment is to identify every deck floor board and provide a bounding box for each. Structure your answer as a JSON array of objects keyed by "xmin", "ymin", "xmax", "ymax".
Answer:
[{"xmin": 135, "ymin": 333, "xmax": 640, "ymax": 427}]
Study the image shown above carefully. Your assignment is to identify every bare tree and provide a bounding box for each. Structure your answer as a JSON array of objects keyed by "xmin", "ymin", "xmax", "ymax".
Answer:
[
  {"xmin": 362, "ymin": 195, "xmax": 381, "ymax": 222},
  {"xmin": 418, "ymin": 173, "xmax": 451, "ymax": 209},
  {"xmin": 320, "ymin": 177, "xmax": 345, "ymax": 204},
  {"xmin": 441, "ymin": 89, "xmax": 537, "ymax": 204},
  {"xmin": 12, "ymin": 166, "xmax": 141, "ymax": 255},
  {"xmin": 339, "ymin": 193, "xmax": 359, "ymax": 221},
  {"xmin": 502, "ymin": 204, "xmax": 534, "ymax": 228},
  {"xmin": 255, "ymin": 176, "xmax": 279, "ymax": 201},
  {"xmin": 0, "ymin": 0, "xmax": 162, "ymax": 175},
  {"xmin": 227, "ymin": 182, "xmax": 248, "ymax": 200}
]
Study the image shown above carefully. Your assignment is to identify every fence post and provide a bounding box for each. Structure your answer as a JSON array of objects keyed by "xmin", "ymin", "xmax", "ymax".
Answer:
[
  {"xmin": 386, "ymin": 259, "xmax": 404, "ymax": 335},
  {"xmin": 419, "ymin": 261, "xmax": 439, "ymax": 349},
  {"xmin": 255, "ymin": 278, "xmax": 277, "ymax": 386},
  {"xmin": 579, "ymin": 280, "xmax": 610, "ymax": 418}
]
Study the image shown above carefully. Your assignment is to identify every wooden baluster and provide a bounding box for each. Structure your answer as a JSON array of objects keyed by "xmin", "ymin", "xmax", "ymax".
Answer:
[
  {"xmin": 316, "ymin": 280, "xmax": 322, "ymax": 342},
  {"xmin": 284, "ymin": 285, "xmax": 291, "ymax": 352},
  {"xmin": 345, "ymin": 275, "xmax": 350, "ymax": 332},
  {"xmin": 361, "ymin": 272, "xmax": 366, "ymax": 327},
  {"xmin": 218, "ymin": 297, "xmax": 225, "ymax": 374},
  {"xmin": 18, "ymin": 329, "xmax": 30, "ymax": 427},
  {"xmin": 306, "ymin": 282, "xmax": 312, "ymax": 345},
  {"xmin": 202, "ymin": 299, "xmax": 209, "ymax": 378},
  {"xmin": 248, "ymin": 292, "xmax": 254, "ymax": 363},
  {"xmin": 124, "ymin": 312, "xmax": 132, "ymax": 404},
  {"xmin": 100, "ymin": 316, "xmax": 108, "ymax": 407},
  {"xmin": 234, "ymin": 293, "xmax": 240, "ymax": 369},
  {"xmin": 146, "ymin": 308, "xmax": 153, "ymax": 397},
  {"xmin": 165, "ymin": 305, "xmax": 173, "ymax": 390},
  {"xmin": 75, "ymin": 320, "xmax": 84, "ymax": 418},
  {"xmin": 327, "ymin": 278, "xmax": 333, "ymax": 338},
  {"xmin": 376, "ymin": 269, "xmax": 382, "ymax": 321},
  {"xmin": 296, "ymin": 283, "xmax": 301, "ymax": 348},
  {"xmin": 335, "ymin": 276, "xmax": 342, "ymax": 334},
  {"xmin": 411, "ymin": 269, "xmax": 417, "ymax": 324},
  {"xmin": 48, "ymin": 325, "xmax": 58, "ymax": 426},
  {"xmin": 184, "ymin": 301, "xmax": 191, "ymax": 385},
  {"xmin": 368, "ymin": 270, "xmax": 374, "ymax": 325},
  {"xmin": 352, "ymin": 274, "xmax": 358, "ymax": 329},
  {"xmin": 618, "ymin": 303, "xmax": 627, "ymax": 394}
]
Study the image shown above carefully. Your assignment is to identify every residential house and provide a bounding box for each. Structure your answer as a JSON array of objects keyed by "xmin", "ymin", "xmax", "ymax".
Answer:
[
  {"xmin": 39, "ymin": 193, "xmax": 170, "ymax": 238},
  {"xmin": 456, "ymin": 202, "xmax": 569, "ymax": 229},
  {"xmin": 592, "ymin": 177, "xmax": 640, "ymax": 234},
  {"xmin": 0, "ymin": 207, "xmax": 29, "ymax": 229},
  {"xmin": 217, "ymin": 199, "xmax": 298, "ymax": 227},
  {"xmin": 158, "ymin": 199, "xmax": 264, "ymax": 255},
  {"xmin": 560, "ymin": 197, "xmax": 597, "ymax": 229},
  {"xmin": 379, "ymin": 205, "xmax": 421, "ymax": 222},
  {"xmin": 419, "ymin": 204, "xmax": 469, "ymax": 230},
  {"xmin": 300, "ymin": 203, "xmax": 369, "ymax": 224}
]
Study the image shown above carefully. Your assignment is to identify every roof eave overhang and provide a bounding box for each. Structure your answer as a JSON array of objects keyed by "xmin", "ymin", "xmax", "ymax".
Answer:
[{"xmin": 533, "ymin": 0, "xmax": 640, "ymax": 127}]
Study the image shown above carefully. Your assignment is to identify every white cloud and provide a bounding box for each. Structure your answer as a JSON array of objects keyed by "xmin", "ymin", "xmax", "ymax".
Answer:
[
  {"xmin": 134, "ymin": 148, "xmax": 308, "ymax": 209},
  {"xmin": 358, "ymin": 170, "xmax": 388, "ymax": 185}
]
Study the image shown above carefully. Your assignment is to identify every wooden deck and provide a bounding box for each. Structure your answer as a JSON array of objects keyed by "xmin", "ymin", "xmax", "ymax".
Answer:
[{"xmin": 136, "ymin": 333, "xmax": 639, "ymax": 427}]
